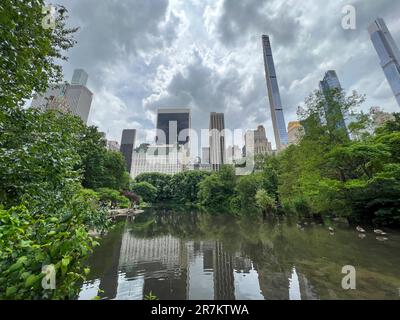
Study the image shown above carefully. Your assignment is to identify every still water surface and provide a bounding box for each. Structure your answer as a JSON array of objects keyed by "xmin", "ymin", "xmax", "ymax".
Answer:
[{"xmin": 79, "ymin": 209, "xmax": 400, "ymax": 300}]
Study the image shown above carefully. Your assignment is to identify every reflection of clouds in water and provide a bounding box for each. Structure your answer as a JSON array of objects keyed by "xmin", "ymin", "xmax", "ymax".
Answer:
[
  {"xmin": 187, "ymin": 252, "xmax": 214, "ymax": 300},
  {"xmin": 78, "ymin": 279, "xmax": 101, "ymax": 300},
  {"xmin": 234, "ymin": 264, "xmax": 264, "ymax": 300},
  {"xmin": 289, "ymin": 267, "xmax": 301, "ymax": 300},
  {"xmin": 115, "ymin": 272, "xmax": 144, "ymax": 300}
]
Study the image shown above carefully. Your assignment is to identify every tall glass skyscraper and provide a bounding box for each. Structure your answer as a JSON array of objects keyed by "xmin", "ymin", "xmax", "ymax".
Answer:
[
  {"xmin": 368, "ymin": 18, "xmax": 400, "ymax": 107},
  {"xmin": 319, "ymin": 70, "xmax": 348, "ymax": 134},
  {"xmin": 262, "ymin": 35, "xmax": 288, "ymax": 150}
]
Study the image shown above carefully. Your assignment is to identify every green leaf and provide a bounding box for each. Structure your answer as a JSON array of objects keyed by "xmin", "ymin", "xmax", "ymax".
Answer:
[
  {"xmin": 61, "ymin": 257, "xmax": 71, "ymax": 276},
  {"xmin": 7, "ymin": 261, "xmax": 23, "ymax": 273},
  {"xmin": 24, "ymin": 274, "xmax": 39, "ymax": 288},
  {"xmin": 6, "ymin": 286, "xmax": 17, "ymax": 297}
]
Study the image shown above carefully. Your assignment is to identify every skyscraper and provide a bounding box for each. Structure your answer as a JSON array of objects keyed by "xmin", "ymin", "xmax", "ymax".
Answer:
[
  {"xmin": 31, "ymin": 84, "xmax": 70, "ymax": 113},
  {"xmin": 244, "ymin": 125, "xmax": 272, "ymax": 156},
  {"xmin": 120, "ymin": 129, "xmax": 136, "ymax": 173},
  {"xmin": 31, "ymin": 69, "xmax": 93, "ymax": 123},
  {"xmin": 71, "ymin": 69, "xmax": 89, "ymax": 86},
  {"xmin": 225, "ymin": 145, "xmax": 242, "ymax": 164},
  {"xmin": 201, "ymin": 147, "xmax": 210, "ymax": 164},
  {"xmin": 319, "ymin": 70, "xmax": 348, "ymax": 134},
  {"xmin": 209, "ymin": 112, "xmax": 225, "ymax": 171},
  {"xmin": 156, "ymin": 108, "xmax": 191, "ymax": 146},
  {"xmin": 369, "ymin": 18, "xmax": 400, "ymax": 107},
  {"xmin": 65, "ymin": 84, "xmax": 93, "ymax": 123},
  {"xmin": 262, "ymin": 35, "xmax": 289, "ymax": 150}
]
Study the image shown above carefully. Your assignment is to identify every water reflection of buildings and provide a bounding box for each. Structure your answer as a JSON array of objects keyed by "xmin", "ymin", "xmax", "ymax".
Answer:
[
  {"xmin": 119, "ymin": 234, "xmax": 184, "ymax": 269},
  {"xmin": 117, "ymin": 233, "xmax": 187, "ymax": 300},
  {"xmin": 213, "ymin": 242, "xmax": 235, "ymax": 300},
  {"xmin": 257, "ymin": 266, "xmax": 317, "ymax": 300},
  {"xmin": 81, "ymin": 225, "xmax": 317, "ymax": 300}
]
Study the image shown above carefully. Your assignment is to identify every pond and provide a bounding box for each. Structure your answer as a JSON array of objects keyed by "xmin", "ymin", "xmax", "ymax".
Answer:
[{"xmin": 78, "ymin": 209, "xmax": 400, "ymax": 300}]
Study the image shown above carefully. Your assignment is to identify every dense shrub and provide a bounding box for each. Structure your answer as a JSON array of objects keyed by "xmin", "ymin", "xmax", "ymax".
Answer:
[
  {"xmin": 170, "ymin": 171, "xmax": 209, "ymax": 203},
  {"xmin": 96, "ymin": 188, "xmax": 130, "ymax": 209},
  {"xmin": 131, "ymin": 182, "xmax": 157, "ymax": 203},
  {"xmin": 0, "ymin": 205, "xmax": 99, "ymax": 299},
  {"xmin": 255, "ymin": 189, "xmax": 276, "ymax": 215},
  {"xmin": 134, "ymin": 171, "xmax": 209, "ymax": 204},
  {"xmin": 198, "ymin": 166, "xmax": 236, "ymax": 213},
  {"xmin": 135, "ymin": 173, "xmax": 173, "ymax": 201}
]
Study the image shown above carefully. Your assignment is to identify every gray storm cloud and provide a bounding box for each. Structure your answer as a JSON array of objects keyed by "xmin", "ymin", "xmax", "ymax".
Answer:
[{"xmin": 57, "ymin": 0, "xmax": 400, "ymax": 149}]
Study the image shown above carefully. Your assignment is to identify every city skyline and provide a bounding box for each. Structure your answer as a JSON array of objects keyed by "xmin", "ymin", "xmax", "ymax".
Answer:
[{"xmin": 46, "ymin": 1, "xmax": 399, "ymax": 149}]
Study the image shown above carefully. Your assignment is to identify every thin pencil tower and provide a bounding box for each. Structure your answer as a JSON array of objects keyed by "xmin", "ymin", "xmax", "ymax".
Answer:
[{"xmin": 262, "ymin": 35, "xmax": 288, "ymax": 149}]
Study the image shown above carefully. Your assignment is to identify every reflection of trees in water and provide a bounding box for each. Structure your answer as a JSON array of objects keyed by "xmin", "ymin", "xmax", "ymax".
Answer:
[{"xmin": 130, "ymin": 209, "xmax": 200, "ymax": 239}]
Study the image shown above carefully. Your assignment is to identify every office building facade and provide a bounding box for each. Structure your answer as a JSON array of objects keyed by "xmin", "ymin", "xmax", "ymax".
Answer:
[
  {"xmin": 130, "ymin": 144, "xmax": 189, "ymax": 178},
  {"xmin": 202, "ymin": 147, "xmax": 210, "ymax": 164},
  {"xmin": 31, "ymin": 69, "xmax": 93, "ymax": 123},
  {"xmin": 65, "ymin": 84, "xmax": 93, "ymax": 123},
  {"xmin": 369, "ymin": 18, "xmax": 400, "ymax": 107},
  {"xmin": 209, "ymin": 112, "xmax": 225, "ymax": 171},
  {"xmin": 244, "ymin": 125, "xmax": 272, "ymax": 156},
  {"xmin": 120, "ymin": 129, "xmax": 136, "ymax": 173},
  {"xmin": 31, "ymin": 84, "xmax": 70, "ymax": 114},
  {"xmin": 226, "ymin": 145, "xmax": 242, "ymax": 164},
  {"xmin": 156, "ymin": 108, "xmax": 191, "ymax": 147},
  {"xmin": 262, "ymin": 35, "xmax": 289, "ymax": 150}
]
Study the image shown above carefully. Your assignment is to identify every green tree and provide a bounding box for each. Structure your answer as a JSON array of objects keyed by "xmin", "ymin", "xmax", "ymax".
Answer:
[
  {"xmin": 255, "ymin": 189, "xmax": 276, "ymax": 216},
  {"xmin": 0, "ymin": 0, "xmax": 114, "ymax": 299},
  {"xmin": 235, "ymin": 173, "xmax": 263, "ymax": 211},
  {"xmin": 131, "ymin": 182, "xmax": 157, "ymax": 203},
  {"xmin": 99, "ymin": 151, "xmax": 130, "ymax": 190},
  {"xmin": 198, "ymin": 165, "xmax": 236, "ymax": 212},
  {"xmin": 326, "ymin": 142, "xmax": 390, "ymax": 181},
  {"xmin": 96, "ymin": 188, "xmax": 130, "ymax": 209},
  {"xmin": 0, "ymin": 109, "xmax": 83, "ymax": 210},
  {"xmin": 135, "ymin": 173, "xmax": 173, "ymax": 202},
  {"xmin": 278, "ymin": 89, "xmax": 366, "ymax": 217},
  {"xmin": 0, "ymin": 1, "xmax": 78, "ymax": 109},
  {"xmin": 256, "ymin": 154, "xmax": 280, "ymax": 197},
  {"xmin": 170, "ymin": 171, "xmax": 209, "ymax": 203},
  {"xmin": 76, "ymin": 126, "xmax": 129, "ymax": 190}
]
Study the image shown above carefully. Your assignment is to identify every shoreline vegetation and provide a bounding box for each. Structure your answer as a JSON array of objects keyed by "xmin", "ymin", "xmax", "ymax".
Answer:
[{"xmin": 1, "ymin": 1, "xmax": 399, "ymax": 300}]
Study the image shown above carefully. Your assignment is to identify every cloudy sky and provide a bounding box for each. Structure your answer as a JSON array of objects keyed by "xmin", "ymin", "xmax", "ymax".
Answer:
[{"xmin": 57, "ymin": 0, "xmax": 400, "ymax": 150}]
